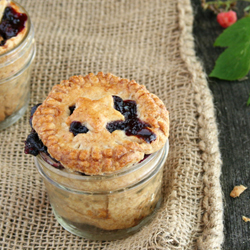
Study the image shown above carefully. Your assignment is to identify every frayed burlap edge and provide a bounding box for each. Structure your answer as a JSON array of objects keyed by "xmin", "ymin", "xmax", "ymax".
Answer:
[
  {"xmin": 178, "ymin": 1, "xmax": 224, "ymax": 249},
  {"xmin": 0, "ymin": 0, "xmax": 224, "ymax": 249}
]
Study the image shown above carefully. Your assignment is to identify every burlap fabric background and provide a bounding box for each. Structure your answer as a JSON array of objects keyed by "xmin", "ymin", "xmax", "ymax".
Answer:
[{"xmin": 0, "ymin": 0, "xmax": 224, "ymax": 249}]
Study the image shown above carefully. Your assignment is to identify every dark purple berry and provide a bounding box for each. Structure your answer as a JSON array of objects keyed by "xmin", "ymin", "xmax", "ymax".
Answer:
[
  {"xmin": 107, "ymin": 96, "xmax": 156, "ymax": 143},
  {"xmin": 29, "ymin": 103, "xmax": 42, "ymax": 127},
  {"xmin": 139, "ymin": 154, "xmax": 150, "ymax": 163},
  {"xmin": 69, "ymin": 105, "xmax": 76, "ymax": 115},
  {"xmin": 24, "ymin": 130, "xmax": 47, "ymax": 156},
  {"xmin": 113, "ymin": 96, "xmax": 124, "ymax": 113},
  {"xmin": 40, "ymin": 152, "xmax": 64, "ymax": 170},
  {"xmin": 106, "ymin": 120, "xmax": 125, "ymax": 133},
  {"xmin": 123, "ymin": 100, "xmax": 137, "ymax": 119},
  {"xmin": 25, "ymin": 103, "xmax": 66, "ymax": 171},
  {"xmin": 77, "ymin": 171, "xmax": 88, "ymax": 176},
  {"xmin": 134, "ymin": 128, "xmax": 156, "ymax": 143},
  {"xmin": 70, "ymin": 121, "xmax": 89, "ymax": 136}
]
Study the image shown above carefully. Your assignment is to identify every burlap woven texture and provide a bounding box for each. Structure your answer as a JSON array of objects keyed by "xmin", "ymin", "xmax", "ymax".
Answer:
[{"xmin": 0, "ymin": 0, "xmax": 224, "ymax": 249}]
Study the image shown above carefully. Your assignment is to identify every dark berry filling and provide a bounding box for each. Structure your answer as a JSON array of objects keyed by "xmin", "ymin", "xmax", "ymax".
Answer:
[
  {"xmin": 106, "ymin": 96, "xmax": 156, "ymax": 143},
  {"xmin": 39, "ymin": 152, "xmax": 64, "ymax": 170},
  {"xmin": 24, "ymin": 129, "xmax": 47, "ymax": 156},
  {"xmin": 113, "ymin": 96, "xmax": 124, "ymax": 113},
  {"xmin": 69, "ymin": 106, "xmax": 90, "ymax": 136},
  {"xmin": 69, "ymin": 121, "xmax": 89, "ymax": 136},
  {"xmin": 0, "ymin": 6, "xmax": 28, "ymax": 46},
  {"xmin": 106, "ymin": 120, "xmax": 125, "ymax": 133},
  {"xmin": 25, "ymin": 103, "xmax": 44, "ymax": 155},
  {"xmin": 69, "ymin": 105, "xmax": 75, "ymax": 115},
  {"xmin": 24, "ymin": 104, "xmax": 65, "ymax": 170},
  {"xmin": 29, "ymin": 103, "xmax": 42, "ymax": 126}
]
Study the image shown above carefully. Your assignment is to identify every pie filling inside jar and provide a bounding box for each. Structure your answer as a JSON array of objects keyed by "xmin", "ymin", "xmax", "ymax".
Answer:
[
  {"xmin": 0, "ymin": 1, "xmax": 36, "ymax": 130},
  {"xmin": 24, "ymin": 73, "xmax": 169, "ymax": 240},
  {"xmin": 0, "ymin": 4, "xmax": 27, "ymax": 46}
]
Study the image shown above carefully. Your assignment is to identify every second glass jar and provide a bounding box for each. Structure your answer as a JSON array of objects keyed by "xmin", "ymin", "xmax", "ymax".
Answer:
[{"xmin": 0, "ymin": 1, "xmax": 36, "ymax": 130}]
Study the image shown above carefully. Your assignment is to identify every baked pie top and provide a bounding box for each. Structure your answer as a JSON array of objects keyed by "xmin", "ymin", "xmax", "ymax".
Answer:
[{"xmin": 32, "ymin": 72, "xmax": 169, "ymax": 175}]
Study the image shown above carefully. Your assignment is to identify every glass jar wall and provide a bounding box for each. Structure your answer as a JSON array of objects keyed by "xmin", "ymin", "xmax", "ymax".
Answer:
[{"xmin": 35, "ymin": 141, "xmax": 169, "ymax": 240}]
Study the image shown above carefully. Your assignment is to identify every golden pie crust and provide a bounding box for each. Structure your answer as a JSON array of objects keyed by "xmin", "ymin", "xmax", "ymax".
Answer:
[{"xmin": 32, "ymin": 72, "xmax": 169, "ymax": 175}]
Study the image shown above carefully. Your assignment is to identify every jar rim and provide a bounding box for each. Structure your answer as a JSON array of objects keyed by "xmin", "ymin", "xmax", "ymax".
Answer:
[
  {"xmin": 35, "ymin": 140, "xmax": 169, "ymax": 181},
  {"xmin": 0, "ymin": 1, "xmax": 32, "ymax": 58}
]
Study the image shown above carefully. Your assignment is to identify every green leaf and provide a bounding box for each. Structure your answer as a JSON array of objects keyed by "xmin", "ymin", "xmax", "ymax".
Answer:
[
  {"xmin": 209, "ymin": 17, "xmax": 250, "ymax": 81},
  {"xmin": 247, "ymin": 94, "xmax": 250, "ymax": 106},
  {"xmin": 244, "ymin": 5, "xmax": 250, "ymax": 13}
]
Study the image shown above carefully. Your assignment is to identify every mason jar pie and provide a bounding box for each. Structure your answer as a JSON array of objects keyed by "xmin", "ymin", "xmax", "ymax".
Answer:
[
  {"xmin": 25, "ymin": 72, "xmax": 169, "ymax": 240},
  {"xmin": 0, "ymin": 0, "xmax": 36, "ymax": 130}
]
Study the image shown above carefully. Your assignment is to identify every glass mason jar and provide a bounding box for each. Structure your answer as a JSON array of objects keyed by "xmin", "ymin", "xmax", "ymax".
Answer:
[
  {"xmin": 35, "ymin": 141, "xmax": 169, "ymax": 240},
  {"xmin": 0, "ymin": 1, "xmax": 36, "ymax": 130}
]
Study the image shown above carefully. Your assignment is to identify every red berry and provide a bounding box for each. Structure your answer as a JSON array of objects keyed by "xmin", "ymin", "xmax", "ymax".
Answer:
[{"xmin": 217, "ymin": 11, "xmax": 237, "ymax": 28}]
